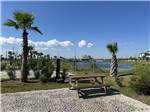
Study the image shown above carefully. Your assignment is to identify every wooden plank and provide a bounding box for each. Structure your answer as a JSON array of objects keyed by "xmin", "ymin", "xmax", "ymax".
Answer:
[{"xmin": 70, "ymin": 74, "xmax": 108, "ymax": 79}]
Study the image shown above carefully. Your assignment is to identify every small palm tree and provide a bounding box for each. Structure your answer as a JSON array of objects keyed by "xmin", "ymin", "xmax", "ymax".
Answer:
[
  {"xmin": 28, "ymin": 45, "xmax": 34, "ymax": 59},
  {"xmin": 8, "ymin": 51, "xmax": 14, "ymax": 65},
  {"xmin": 106, "ymin": 42, "xmax": 118, "ymax": 77},
  {"xmin": 4, "ymin": 11, "xmax": 43, "ymax": 82}
]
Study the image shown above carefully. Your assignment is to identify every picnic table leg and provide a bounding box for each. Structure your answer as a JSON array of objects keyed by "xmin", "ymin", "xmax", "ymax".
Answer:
[
  {"xmin": 75, "ymin": 80, "xmax": 78, "ymax": 86},
  {"xmin": 69, "ymin": 78, "xmax": 75, "ymax": 90},
  {"xmin": 101, "ymin": 77, "xmax": 104, "ymax": 84},
  {"xmin": 103, "ymin": 86, "xmax": 108, "ymax": 94},
  {"xmin": 69, "ymin": 77, "xmax": 72, "ymax": 90}
]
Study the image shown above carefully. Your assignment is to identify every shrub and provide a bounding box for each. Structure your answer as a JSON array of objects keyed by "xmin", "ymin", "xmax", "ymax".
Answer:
[
  {"xmin": 6, "ymin": 65, "xmax": 16, "ymax": 80},
  {"xmin": 130, "ymin": 64, "xmax": 150, "ymax": 95},
  {"xmin": 115, "ymin": 78, "xmax": 123, "ymax": 87},
  {"xmin": 105, "ymin": 76, "xmax": 117, "ymax": 87},
  {"xmin": 34, "ymin": 70, "xmax": 41, "ymax": 79},
  {"xmin": 62, "ymin": 68, "xmax": 68, "ymax": 82},
  {"xmin": 40, "ymin": 75, "xmax": 48, "ymax": 83},
  {"xmin": 40, "ymin": 59, "xmax": 54, "ymax": 82},
  {"xmin": 1, "ymin": 63, "xmax": 7, "ymax": 70}
]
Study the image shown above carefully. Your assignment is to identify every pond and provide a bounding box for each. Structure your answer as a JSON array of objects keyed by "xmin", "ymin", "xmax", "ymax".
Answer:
[{"xmin": 76, "ymin": 61, "xmax": 133, "ymax": 70}]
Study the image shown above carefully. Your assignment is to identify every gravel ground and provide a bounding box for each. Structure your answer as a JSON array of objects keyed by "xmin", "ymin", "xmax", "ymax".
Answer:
[{"xmin": 1, "ymin": 88, "xmax": 150, "ymax": 112}]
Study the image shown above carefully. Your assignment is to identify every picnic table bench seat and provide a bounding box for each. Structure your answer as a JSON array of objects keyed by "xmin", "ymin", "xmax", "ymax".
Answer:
[{"xmin": 69, "ymin": 74, "xmax": 110, "ymax": 95}]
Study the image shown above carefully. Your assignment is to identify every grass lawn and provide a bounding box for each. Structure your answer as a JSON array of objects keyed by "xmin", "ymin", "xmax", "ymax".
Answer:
[
  {"xmin": 1, "ymin": 79, "xmax": 94, "ymax": 93},
  {"xmin": 1, "ymin": 80, "xmax": 68, "ymax": 93}
]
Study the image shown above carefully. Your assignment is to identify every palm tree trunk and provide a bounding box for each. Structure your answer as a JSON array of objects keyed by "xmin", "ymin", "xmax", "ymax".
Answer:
[
  {"xmin": 56, "ymin": 58, "xmax": 60, "ymax": 80},
  {"xmin": 110, "ymin": 54, "xmax": 118, "ymax": 77},
  {"xmin": 21, "ymin": 30, "xmax": 28, "ymax": 82}
]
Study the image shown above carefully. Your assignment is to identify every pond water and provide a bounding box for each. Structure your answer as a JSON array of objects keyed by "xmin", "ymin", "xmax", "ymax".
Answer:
[{"xmin": 76, "ymin": 61, "xmax": 133, "ymax": 71}]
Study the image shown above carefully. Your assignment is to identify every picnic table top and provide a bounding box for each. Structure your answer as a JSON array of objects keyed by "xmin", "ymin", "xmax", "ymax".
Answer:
[{"xmin": 69, "ymin": 73, "xmax": 108, "ymax": 79}]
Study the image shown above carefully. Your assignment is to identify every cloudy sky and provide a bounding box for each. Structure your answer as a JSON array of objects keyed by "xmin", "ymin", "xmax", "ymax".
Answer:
[{"xmin": 1, "ymin": 1, "xmax": 149, "ymax": 58}]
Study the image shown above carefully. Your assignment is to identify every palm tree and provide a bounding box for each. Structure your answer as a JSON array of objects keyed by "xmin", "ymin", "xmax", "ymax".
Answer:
[
  {"xmin": 28, "ymin": 45, "xmax": 34, "ymax": 59},
  {"xmin": 8, "ymin": 51, "xmax": 14, "ymax": 65},
  {"xmin": 4, "ymin": 11, "xmax": 43, "ymax": 82},
  {"xmin": 106, "ymin": 42, "xmax": 118, "ymax": 77}
]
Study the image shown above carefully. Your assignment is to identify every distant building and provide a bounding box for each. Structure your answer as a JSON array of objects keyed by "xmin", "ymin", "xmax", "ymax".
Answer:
[{"xmin": 139, "ymin": 51, "xmax": 150, "ymax": 60}]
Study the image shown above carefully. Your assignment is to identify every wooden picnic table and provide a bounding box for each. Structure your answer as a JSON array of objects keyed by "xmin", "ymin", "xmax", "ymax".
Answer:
[{"xmin": 69, "ymin": 73, "xmax": 109, "ymax": 94}]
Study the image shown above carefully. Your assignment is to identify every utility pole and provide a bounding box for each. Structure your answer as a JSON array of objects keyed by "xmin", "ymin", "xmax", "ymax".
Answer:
[
  {"xmin": 92, "ymin": 58, "xmax": 94, "ymax": 73},
  {"xmin": 74, "ymin": 47, "xmax": 76, "ymax": 72},
  {"xmin": 6, "ymin": 51, "xmax": 7, "ymax": 60}
]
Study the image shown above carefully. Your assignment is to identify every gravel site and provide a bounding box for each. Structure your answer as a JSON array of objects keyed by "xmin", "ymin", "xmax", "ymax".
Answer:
[{"xmin": 1, "ymin": 88, "xmax": 150, "ymax": 112}]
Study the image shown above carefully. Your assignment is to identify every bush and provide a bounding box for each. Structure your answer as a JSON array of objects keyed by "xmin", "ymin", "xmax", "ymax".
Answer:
[
  {"xmin": 115, "ymin": 78, "xmax": 123, "ymax": 87},
  {"xmin": 40, "ymin": 75, "xmax": 48, "ymax": 83},
  {"xmin": 105, "ymin": 76, "xmax": 117, "ymax": 86},
  {"xmin": 1, "ymin": 63, "xmax": 7, "ymax": 70},
  {"xmin": 34, "ymin": 70, "xmax": 41, "ymax": 79},
  {"xmin": 130, "ymin": 64, "xmax": 150, "ymax": 95},
  {"xmin": 62, "ymin": 68, "xmax": 68, "ymax": 82},
  {"xmin": 40, "ymin": 59, "xmax": 54, "ymax": 82},
  {"xmin": 6, "ymin": 65, "xmax": 16, "ymax": 80}
]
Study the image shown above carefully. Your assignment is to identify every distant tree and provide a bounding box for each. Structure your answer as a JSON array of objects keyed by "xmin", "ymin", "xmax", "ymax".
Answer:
[
  {"xmin": 8, "ymin": 51, "xmax": 14, "ymax": 65},
  {"xmin": 28, "ymin": 45, "xmax": 34, "ymax": 59},
  {"xmin": 4, "ymin": 11, "xmax": 43, "ymax": 82},
  {"xmin": 107, "ymin": 42, "xmax": 118, "ymax": 77}
]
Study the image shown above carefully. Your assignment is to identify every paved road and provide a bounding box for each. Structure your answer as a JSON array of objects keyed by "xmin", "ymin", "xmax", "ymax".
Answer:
[{"xmin": 1, "ymin": 88, "xmax": 150, "ymax": 112}]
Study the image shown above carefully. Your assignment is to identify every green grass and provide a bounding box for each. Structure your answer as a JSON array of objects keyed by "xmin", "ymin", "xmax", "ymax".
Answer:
[
  {"xmin": 1, "ymin": 79, "xmax": 94, "ymax": 93},
  {"xmin": 1, "ymin": 80, "xmax": 68, "ymax": 93},
  {"xmin": 119, "ymin": 87, "xmax": 150, "ymax": 105}
]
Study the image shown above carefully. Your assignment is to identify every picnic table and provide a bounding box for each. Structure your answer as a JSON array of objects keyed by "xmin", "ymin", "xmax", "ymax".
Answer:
[{"xmin": 69, "ymin": 74, "xmax": 109, "ymax": 94}]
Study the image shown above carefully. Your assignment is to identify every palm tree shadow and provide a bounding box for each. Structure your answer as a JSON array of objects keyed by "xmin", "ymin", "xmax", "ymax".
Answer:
[{"xmin": 78, "ymin": 88, "xmax": 120, "ymax": 99}]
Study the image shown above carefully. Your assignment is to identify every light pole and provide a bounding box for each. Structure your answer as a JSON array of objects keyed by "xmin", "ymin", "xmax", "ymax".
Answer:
[
  {"xmin": 92, "ymin": 58, "xmax": 95, "ymax": 73},
  {"xmin": 74, "ymin": 47, "xmax": 77, "ymax": 72}
]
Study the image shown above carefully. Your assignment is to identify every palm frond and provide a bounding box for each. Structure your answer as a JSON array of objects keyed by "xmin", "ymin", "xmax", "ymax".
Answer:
[
  {"xmin": 4, "ymin": 19, "xmax": 19, "ymax": 29},
  {"xmin": 28, "ymin": 45, "xmax": 34, "ymax": 51},
  {"xmin": 31, "ymin": 27, "xmax": 43, "ymax": 35},
  {"xmin": 113, "ymin": 42, "xmax": 118, "ymax": 53},
  {"xmin": 14, "ymin": 11, "xmax": 35, "ymax": 29},
  {"xmin": 107, "ymin": 44, "xmax": 114, "ymax": 54},
  {"xmin": 106, "ymin": 42, "xmax": 118, "ymax": 54}
]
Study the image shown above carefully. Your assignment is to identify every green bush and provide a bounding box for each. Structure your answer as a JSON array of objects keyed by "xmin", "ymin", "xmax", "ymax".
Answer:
[
  {"xmin": 40, "ymin": 75, "xmax": 48, "ymax": 83},
  {"xmin": 62, "ymin": 68, "xmax": 68, "ymax": 82},
  {"xmin": 1, "ymin": 63, "xmax": 7, "ymax": 70},
  {"xmin": 6, "ymin": 65, "xmax": 16, "ymax": 80},
  {"xmin": 115, "ymin": 78, "xmax": 123, "ymax": 87},
  {"xmin": 40, "ymin": 59, "xmax": 54, "ymax": 82},
  {"xmin": 105, "ymin": 76, "xmax": 117, "ymax": 86},
  {"xmin": 130, "ymin": 64, "xmax": 150, "ymax": 95},
  {"xmin": 34, "ymin": 70, "xmax": 41, "ymax": 79}
]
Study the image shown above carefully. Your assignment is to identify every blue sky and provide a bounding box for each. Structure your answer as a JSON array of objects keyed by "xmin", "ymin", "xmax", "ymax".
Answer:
[{"xmin": 1, "ymin": 1, "xmax": 150, "ymax": 58}]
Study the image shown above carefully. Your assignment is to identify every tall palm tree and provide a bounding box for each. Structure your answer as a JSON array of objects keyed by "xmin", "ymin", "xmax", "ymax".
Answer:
[
  {"xmin": 4, "ymin": 11, "xmax": 43, "ymax": 82},
  {"xmin": 106, "ymin": 42, "xmax": 118, "ymax": 77}
]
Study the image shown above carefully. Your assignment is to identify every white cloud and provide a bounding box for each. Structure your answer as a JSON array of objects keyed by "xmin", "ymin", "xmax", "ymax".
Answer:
[
  {"xmin": 78, "ymin": 40, "xmax": 94, "ymax": 48},
  {"xmin": 78, "ymin": 40, "xmax": 87, "ymax": 47},
  {"xmin": 0, "ymin": 37, "xmax": 93, "ymax": 50},
  {"xmin": 87, "ymin": 43, "xmax": 93, "ymax": 48},
  {"xmin": 0, "ymin": 37, "xmax": 22, "ymax": 45},
  {"xmin": 0, "ymin": 37, "xmax": 74, "ymax": 48}
]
